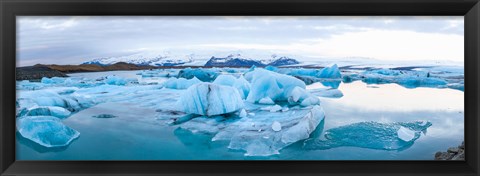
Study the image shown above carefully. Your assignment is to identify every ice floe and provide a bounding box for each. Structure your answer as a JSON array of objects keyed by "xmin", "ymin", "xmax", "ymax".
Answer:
[{"xmin": 16, "ymin": 116, "xmax": 80, "ymax": 148}]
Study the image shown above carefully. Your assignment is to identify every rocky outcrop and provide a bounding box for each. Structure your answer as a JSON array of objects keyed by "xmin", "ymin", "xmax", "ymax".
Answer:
[
  {"xmin": 16, "ymin": 65, "xmax": 68, "ymax": 80},
  {"xmin": 434, "ymin": 141, "xmax": 465, "ymax": 160}
]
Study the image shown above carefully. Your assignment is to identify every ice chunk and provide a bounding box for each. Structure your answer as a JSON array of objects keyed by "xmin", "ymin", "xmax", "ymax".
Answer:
[
  {"xmin": 212, "ymin": 74, "xmax": 237, "ymax": 86},
  {"xmin": 360, "ymin": 69, "xmax": 449, "ymax": 89},
  {"xmin": 272, "ymin": 121, "xmax": 282, "ymax": 131},
  {"xmin": 265, "ymin": 65, "xmax": 278, "ymax": 72},
  {"xmin": 261, "ymin": 105, "xmax": 282, "ymax": 112},
  {"xmin": 239, "ymin": 109, "xmax": 247, "ymax": 118},
  {"xmin": 233, "ymin": 75, "xmax": 251, "ymax": 99},
  {"xmin": 287, "ymin": 86, "xmax": 321, "ymax": 106},
  {"xmin": 104, "ymin": 76, "xmax": 128, "ymax": 85},
  {"xmin": 41, "ymin": 77, "xmax": 66, "ymax": 84},
  {"xmin": 16, "ymin": 116, "xmax": 80, "ymax": 147},
  {"xmin": 178, "ymin": 83, "xmax": 244, "ymax": 116},
  {"xmin": 178, "ymin": 68, "xmax": 219, "ymax": 82},
  {"xmin": 287, "ymin": 68, "xmax": 319, "ymax": 77},
  {"xmin": 164, "ymin": 77, "xmax": 201, "ymax": 89},
  {"xmin": 26, "ymin": 106, "xmax": 71, "ymax": 118},
  {"xmin": 397, "ymin": 126, "xmax": 416, "ymax": 142},
  {"xmin": 213, "ymin": 75, "xmax": 251, "ymax": 99},
  {"xmin": 317, "ymin": 64, "xmax": 341, "ymax": 79},
  {"xmin": 258, "ymin": 97, "xmax": 275, "ymax": 105},
  {"xmin": 244, "ymin": 68, "xmax": 308, "ymax": 104}
]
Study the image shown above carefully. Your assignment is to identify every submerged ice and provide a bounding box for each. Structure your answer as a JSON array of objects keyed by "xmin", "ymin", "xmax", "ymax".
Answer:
[{"xmin": 303, "ymin": 121, "xmax": 432, "ymax": 151}]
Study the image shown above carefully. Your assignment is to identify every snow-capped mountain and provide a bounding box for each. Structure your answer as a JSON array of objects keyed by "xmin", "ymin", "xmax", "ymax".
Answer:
[
  {"xmin": 83, "ymin": 51, "xmax": 195, "ymax": 66},
  {"xmin": 84, "ymin": 50, "xmax": 301, "ymax": 67},
  {"xmin": 204, "ymin": 53, "xmax": 300, "ymax": 67}
]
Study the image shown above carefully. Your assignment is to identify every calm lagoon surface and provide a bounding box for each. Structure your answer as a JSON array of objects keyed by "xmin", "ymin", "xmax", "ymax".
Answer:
[{"xmin": 16, "ymin": 70, "xmax": 464, "ymax": 160}]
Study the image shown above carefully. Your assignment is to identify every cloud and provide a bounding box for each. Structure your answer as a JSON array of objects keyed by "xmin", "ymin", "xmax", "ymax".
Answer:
[
  {"xmin": 16, "ymin": 16, "xmax": 464, "ymax": 66},
  {"xmin": 196, "ymin": 29, "xmax": 463, "ymax": 62}
]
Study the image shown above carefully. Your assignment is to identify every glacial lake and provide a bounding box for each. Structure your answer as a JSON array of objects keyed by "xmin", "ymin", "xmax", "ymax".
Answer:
[{"xmin": 16, "ymin": 70, "xmax": 464, "ymax": 160}]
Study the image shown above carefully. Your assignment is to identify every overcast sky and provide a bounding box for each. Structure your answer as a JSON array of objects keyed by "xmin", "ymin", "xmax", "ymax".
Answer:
[{"xmin": 17, "ymin": 16, "xmax": 464, "ymax": 66}]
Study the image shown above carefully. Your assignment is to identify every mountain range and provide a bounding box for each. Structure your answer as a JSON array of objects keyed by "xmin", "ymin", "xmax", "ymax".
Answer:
[{"xmin": 83, "ymin": 51, "xmax": 301, "ymax": 67}]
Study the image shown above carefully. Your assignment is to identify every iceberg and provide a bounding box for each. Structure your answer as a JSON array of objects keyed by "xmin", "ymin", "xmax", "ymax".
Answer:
[
  {"xmin": 178, "ymin": 68, "xmax": 219, "ymax": 82},
  {"xmin": 41, "ymin": 77, "xmax": 67, "ymax": 84},
  {"xmin": 104, "ymin": 76, "xmax": 129, "ymax": 85},
  {"xmin": 212, "ymin": 75, "xmax": 251, "ymax": 99},
  {"xmin": 178, "ymin": 83, "xmax": 244, "ymax": 116},
  {"xmin": 360, "ymin": 69, "xmax": 449, "ymax": 89},
  {"xmin": 172, "ymin": 105, "xmax": 325, "ymax": 156},
  {"xmin": 26, "ymin": 106, "xmax": 71, "ymax": 118},
  {"xmin": 212, "ymin": 105, "xmax": 325, "ymax": 156},
  {"xmin": 164, "ymin": 77, "xmax": 202, "ymax": 89},
  {"xmin": 244, "ymin": 68, "xmax": 318, "ymax": 106},
  {"xmin": 317, "ymin": 64, "xmax": 342, "ymax": 79},
  {"xmin": 212, "ymin": 74, "xmax": 237, "ymax": 86},
  {"xmin": 16, "ymin": 116, "xmax": 80, "ymax": 148}
]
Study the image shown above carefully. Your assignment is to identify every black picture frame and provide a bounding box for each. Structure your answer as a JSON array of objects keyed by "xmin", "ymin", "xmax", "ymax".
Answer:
[{"xmin": 1, "ymin": 0, "xmax": 479, "ymax": 175}]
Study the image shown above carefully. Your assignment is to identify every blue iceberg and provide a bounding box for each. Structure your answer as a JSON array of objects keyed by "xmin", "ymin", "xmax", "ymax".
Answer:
[
  {"xmin": 164, "ymin": 77, "xmax": 202, "ymax": 89},
  {"xmin": 16, "ymin": 116, "xmax": 80, "ymax": 148},
  {"xmin": 317, "ymin": 64, "xmax": 342, "ymax": 79},
  {"xmin": 178, "ymin": 68, "xmax": 219, "ymax": 82},
  {"xmin": 25, "ymin": 106, "xmax": 71, "ymax": 118},
  {"xmin": 213, "ymin": 75, "xmax": 251, "ymax": 99},
  {"xmin": 244, "ymin": 68, "xmax": 319, "ymax": 106},
  {"xmin": 178, "ymin": 83, "xmax": 244, "ymax": 116}
]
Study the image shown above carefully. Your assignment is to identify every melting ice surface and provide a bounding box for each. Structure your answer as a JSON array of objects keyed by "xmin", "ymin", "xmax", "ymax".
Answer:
[{"xmin": 16, "ymin": 67, "xmax": 464, "ymax": 160}]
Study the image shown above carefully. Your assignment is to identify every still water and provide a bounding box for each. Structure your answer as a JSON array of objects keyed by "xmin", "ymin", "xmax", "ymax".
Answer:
[{"xmin": 16, "ymin": 71, "xmax": 464, "ymax": 160}]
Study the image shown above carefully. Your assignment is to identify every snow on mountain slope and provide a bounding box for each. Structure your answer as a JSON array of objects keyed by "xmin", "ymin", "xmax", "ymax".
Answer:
[
  {"xmin": 204, "ymin": 53, "xmax": 301, "ymax": 67},
  {"xmin": 83, "ymin": 51, "xmax": 195, "ymax": 66},
  {"xmin": 85, "ymin": 50, "xmax": 303, "ymax": 67}
]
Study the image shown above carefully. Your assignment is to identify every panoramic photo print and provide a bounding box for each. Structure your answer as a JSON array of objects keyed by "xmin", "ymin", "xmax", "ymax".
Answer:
[{"xmin": 16, "ymin": 16, "xmax": 464, "ymax": 160}]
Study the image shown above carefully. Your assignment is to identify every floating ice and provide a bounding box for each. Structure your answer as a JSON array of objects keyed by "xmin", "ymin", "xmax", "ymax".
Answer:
[
  {"xmin": 265, "ymin": 65, "xmax": 278, "ymax": 72},
  {"xmin": 103, "ymin": 75, "xmax": 138, "ymax": 86},
  {"xmin": 317, "ymin": 64, "xmax": 342, "ymax": 79},
  {"xmin": 212, "ymin": 75, "xmax": 251, "ymax": 99},
  {"xmin": 271, "ymin": 121, "xmax": 282, "ymax": 131},
  {"xmin": 360, "ymin": 69, "xmax": 449, "ymax": 89},
  {"xmin": 41, "ymin": 77, "xmax": 66, "ymax": 84},
  {"xmin": 169, "ymin": 104, "xmax": 325, "ymax": 156},
  {"xmin": 245, "ymin": 68, "xmax": 317, "ymax": 106},
  {"xmin": 16, "ymin": 116, "xmax": 80, "ymax": 148},
  {"xmin": 239, "ymin": 109, "xmax": 247, "ymax": 118},
  {"xmin": 261, "ymin": 105, "xmax": 282, "ymax": 112},
  {"xmin": 303, "ymin": 121, "xmax": 432, "ymax": 151},
  {"xmin": 397, "ymin": 126, "xmax": 416, "ymax": 142},
  {"xmin": 26, "ymin": 106, "xmax": 71, "ymax": 118},
  {"xmin": 258, "ymin": 97, "xmax": 275, "ymax": 105},
  {"xmin": 164, "ymin": 77, "xmax": 201, "ymax": 89},
  {"xmin": 18, "ymin": 89, "xmax": 94, "ymax": 112},
  {"xmin": 212, "ymin": 74, "xmax": 237, "ymax": 86},
  {"xmin": 178, "ymin": 83, "xmax": 244, "ymax": 116},
  {"xmin": 178, "ymin": 68, "xmax": 219, "ymax": 82}
]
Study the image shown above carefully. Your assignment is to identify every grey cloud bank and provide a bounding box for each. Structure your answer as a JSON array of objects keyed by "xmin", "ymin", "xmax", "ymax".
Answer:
[{"xmin": 17, "ymin": 16, "xmax": 464, "ymax": 66}]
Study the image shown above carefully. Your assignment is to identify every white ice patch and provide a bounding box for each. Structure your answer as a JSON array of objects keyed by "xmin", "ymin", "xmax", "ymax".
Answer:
[
  {"xmin": 258, "ymin": 97, "xmax": 275, "ymax": 105},
  {"xmin": 272, "ymin": 121, "xmax": 282, "ymax": 132},
  {"xmin": 261, "ymin": 105, "xmax": 282, "ymax": 112},
  {"xmin": 397, "ymin": 126, "xmax": 416, "ymax": 142}
]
